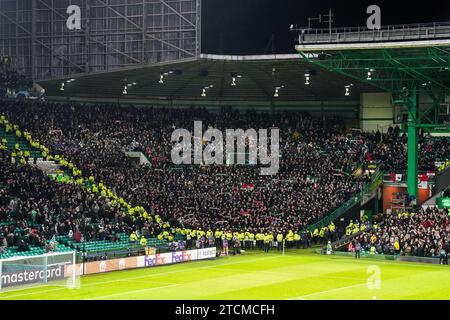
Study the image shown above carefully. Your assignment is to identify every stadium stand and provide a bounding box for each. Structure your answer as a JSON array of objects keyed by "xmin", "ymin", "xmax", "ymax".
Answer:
[
  {"xmin": 0, "ymin": 98, "xmax": 448, "ymax": 260},
  {"xmin": 354, "ymin": 207, "xmax": 449, "ymax": 258},
  {"xmin": 367, "ymin": 127, "xmax": 449, "ymax": 173},
  {"xmin": 0, "ymin": 56, "xmax": 32, "ymax": 97}
]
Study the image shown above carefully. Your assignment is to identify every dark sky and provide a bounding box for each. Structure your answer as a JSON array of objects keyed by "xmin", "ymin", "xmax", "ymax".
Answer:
[{"xmin": 201, "ymin": 0, "xmax": 450, "ymax": 54}]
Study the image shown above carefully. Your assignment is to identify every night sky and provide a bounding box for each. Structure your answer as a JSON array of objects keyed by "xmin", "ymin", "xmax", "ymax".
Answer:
[{"xmin": 201, "ymin": 0, "xmax": 450, "ymax": 54}]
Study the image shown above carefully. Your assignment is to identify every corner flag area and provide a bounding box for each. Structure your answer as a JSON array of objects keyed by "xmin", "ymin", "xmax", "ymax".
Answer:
[{"xmin": 1, "ymin": 251, "xmax": 449, "ymax": 300}]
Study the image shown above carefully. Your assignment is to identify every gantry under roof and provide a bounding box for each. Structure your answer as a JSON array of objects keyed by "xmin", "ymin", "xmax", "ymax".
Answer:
[
  {"xmin": 294, "ymin": 22, "xmax": 450, "ymax": 200},
  {"xmin": 39, "ymin": 54, "xmax": 379, "ymax": 102}
]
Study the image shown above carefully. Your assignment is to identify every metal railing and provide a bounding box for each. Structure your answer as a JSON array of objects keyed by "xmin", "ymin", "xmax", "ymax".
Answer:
[
  {"xmin": 316, "ymin": 249, "xmax": 397, "ymax": 261},
  {"xmin": 330, "ymin": 221, "xmax": 384, "ymax": 251},
  {"xmin": 296, "ymin": 21, "xmax": 450, "ymax": 45},
  {"xmin": 304, "ymin": 170, "xmax": 383, "ymax": 233}
]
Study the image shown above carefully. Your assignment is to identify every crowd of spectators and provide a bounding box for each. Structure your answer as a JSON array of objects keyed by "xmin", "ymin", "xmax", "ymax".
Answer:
[
  {"xmin": 0, "ymin": 99, "xmax": 448, "ymax": 258},
  {"xmin": 0, "ymin": 149, "xmax": 163, "ymax": 253},
  {"xmin": 0, "ymin": 56, "xmax": 32, "ymax": 96},
  {"xmin": 0, "ymin": 101, "xmax": 369, "ymax": 234},
  {"xmin": 352, "ymin": 125, "xmax": 449, "ymax": 173},
  {"xmin": 353, "ymin": 207, "xmax": 449, "ymax": 258}
]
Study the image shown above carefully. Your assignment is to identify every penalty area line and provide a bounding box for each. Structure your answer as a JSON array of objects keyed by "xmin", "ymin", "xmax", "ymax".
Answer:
[
  {"xmin": 0, "ymin": 255, "xmax": 283, "ymax": 299},
  {"xmin": 85, "ymin": 283, "xmax": 180, "ymax": 300},
  {"xmin": 287, "ymin": 283, "xmax": 367, "ymax": 300}
]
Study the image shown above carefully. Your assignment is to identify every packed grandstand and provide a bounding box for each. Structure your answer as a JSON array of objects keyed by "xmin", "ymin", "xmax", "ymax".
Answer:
[
  {"xmin": 350, "ymin": 206, "xmax": 449, "ymax": 258},
  {"xmin": 0, "ymin": 56, "xmax": 32, "ymax": 98},
  {"xmin": 0, "ymin": 87, "xmax": 448, "ymax": 261},
  {"xmin": 2, "ymin": 0, "xmax": 450, "ymax": 307}
]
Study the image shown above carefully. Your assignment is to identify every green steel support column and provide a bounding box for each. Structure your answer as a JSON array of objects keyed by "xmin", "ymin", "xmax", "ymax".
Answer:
[
  {"xmin": 374, "ymin": 195, "xmax": 379, "ymax": 215},
  {"xmin": 407, "ymin": 87, "xmax": 419, "ymax": 203}
]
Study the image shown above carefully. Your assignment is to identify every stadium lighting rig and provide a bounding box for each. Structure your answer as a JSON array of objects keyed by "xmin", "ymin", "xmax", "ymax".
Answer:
[
  {"xmin": 159, "ymin": 71, "xmax": 174, "ymax": 84},
  {"xmin": 366, "ymin": 69, "xmax": 375, "ymax": 81},
  {"xmin": 122, "ymin": 82, "xmax": 137, "ymax": 95},
  {"xmin": 231, "ymin": 72, "xmax": 242, "ymax": 86},
  {"xmin": 304, "ymin": 73, "xmax": 311, "ymax": 85},
  {"xmin": 274, "ymin": 85, "xmax": 284, "ymax": 97},
  {"xmin": 345, "ymin": 84, "xmax": 353, "ymax": 96},
  {"xmin": 61, "ymin": 78, "xmax": 76, "ymax": 91},
  {"xmin": 304, "ymin": 70, "xmax": 316, "ymax": 85},
  {"xmin": 201, "ymin": 85, "xmax": 214, "ymax": 97}
]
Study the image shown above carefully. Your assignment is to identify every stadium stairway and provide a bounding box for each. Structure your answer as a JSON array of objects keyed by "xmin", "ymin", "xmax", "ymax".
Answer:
[
  {"xmin": 0, "ymin": 243, "xmax": 74, "ymax": 260},
  {"xmin": 0, "ymin": 115, "xmax": 171, "ymax": 230},
  {"xmin": 304, "ymin": 169, "xmax": 384, "ymax": 234},
  {"xmin": 1, "ymin": 125, "xmax": 134, "ymax": 258},
  {"xmin": 0, "ymin": 127, "xmax": 42, "ymax": 159},
  {"xmin": 328, "ymin": 221, "xmax": 384, "ymax": 252},
  {"xmin": 360, "ymin": 175, "xmax": 383, "ymax": 206},
  {"xmin": 125, "ymin": 151, "xmax": 151, "ymax": 165},
  {"xmin": 55, "ymin": 234, "xmax": 169, "ymax": 257},
  {"xmin": 0, "ymin": 115, "xmax": 183, "ymax": 255},
  {"xmin": 0, "ymin": 230, "xmax": 169, "ymax": 260},
  {"xmin": 0, "ymin": 126, "xmax": 69, "ymax": 177}
]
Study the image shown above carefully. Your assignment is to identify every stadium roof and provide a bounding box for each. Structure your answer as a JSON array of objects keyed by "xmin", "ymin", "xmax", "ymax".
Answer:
[
  {"xmin": 39, "ymin": 54, "xmax": 379, "ymax": 103},
  {"xmin": 294, "ymin": 22, "xmax": 450, "ymax": 95}
]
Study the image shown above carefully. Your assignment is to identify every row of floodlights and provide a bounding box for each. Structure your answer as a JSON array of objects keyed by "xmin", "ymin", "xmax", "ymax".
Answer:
[
  {"xmin": 159, "ymin": 71, "xmax": 175, "ymax": 84},
  {"xmin": 122, "ymin": 82, "xmax": 137, "ymax": 95},
  {"xmin": 202, "ymin": 84, "xmax": 286, "ymax": 98},
  {"xmin": 304, "ymin": 72, "xmax": 358, "ymax": 96},
  {"xmin": 59, "ymin": 79, "xmax": 76, "ymax": 91},
  {"xmin": 201, "ymin": 85, "xmax": 214, "ymax": 97},
  {"xmin": 60, "ymin": 71, "xmax": 360, "ymax": 97},
  {"xmin": 160, "ymin": 71, "xmax": 243, "ymax": 86}
]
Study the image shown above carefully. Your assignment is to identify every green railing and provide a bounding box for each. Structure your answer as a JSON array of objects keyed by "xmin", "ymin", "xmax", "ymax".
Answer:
[
  {"xmin": 304, "ymin": 170, "xmax": 383, "ymax": 232},
  {"xmin": 314, "ymin": 249, "xmax": 397, "ymax": 261},
  {"xmin": 437, "ymin": 160, "xmax": 450, "ymax": 175}
]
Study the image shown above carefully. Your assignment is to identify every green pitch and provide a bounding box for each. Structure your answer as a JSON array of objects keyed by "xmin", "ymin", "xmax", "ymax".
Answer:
[{"xmin": 1, "ymin": 250, "xmax": 449, "ymax": 300}]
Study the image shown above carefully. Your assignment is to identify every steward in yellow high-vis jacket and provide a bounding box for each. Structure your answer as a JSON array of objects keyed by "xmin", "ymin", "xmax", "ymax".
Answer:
[
  {"xmin": 276, "ymin": 233, "xmax": 284, "ymax": 251},
  {"xmin": 264, "ymin": 234, "xmax": 271, "ymax": 253},
  {"xmin": 140, "ymin": 236, "xmax": 147, "ymax": 247},
  {"xmin": 129, "ymin": 231, "xmax": 138, "ymax": 242}
]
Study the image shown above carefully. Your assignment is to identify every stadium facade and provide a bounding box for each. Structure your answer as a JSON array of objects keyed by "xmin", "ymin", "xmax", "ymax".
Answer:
[{"xmin": 0, "ymin": 0, "xmax": 201, "ymax": 81}]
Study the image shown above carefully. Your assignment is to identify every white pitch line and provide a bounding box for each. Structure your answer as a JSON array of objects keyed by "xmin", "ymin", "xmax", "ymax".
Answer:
[
  {"xmin": 288, "ymin": 283, "xmax": 367, "ymax": 300},
  {"xmin": 123, "ymin": 279, "xmax": 176, "ymax": 285},
  {"xmin": 216, "ymin": 267, "xmax": 365, "ymax": 281},
  {"xmin": 0, "ymin": 255, "xmax": 277, "ymax": 299},
  {"xmin": 84, "ymin": 284, "xmax": 180, "ymax": 300}
]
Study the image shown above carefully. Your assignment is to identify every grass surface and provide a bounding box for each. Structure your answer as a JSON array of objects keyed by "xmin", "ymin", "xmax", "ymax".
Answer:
[{"xmin": 1, "ymin": 250, "xmax": 449, "ymax": 300}]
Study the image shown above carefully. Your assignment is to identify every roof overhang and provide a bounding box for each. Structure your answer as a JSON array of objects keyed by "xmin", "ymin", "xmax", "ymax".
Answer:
[
  {"xmin": 296, "ymin": 39, "xmax": 450, "ymax": 52},
  {"xmin": 39, "ymin": 54, "xmax": 378, "ymax": 103}
]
